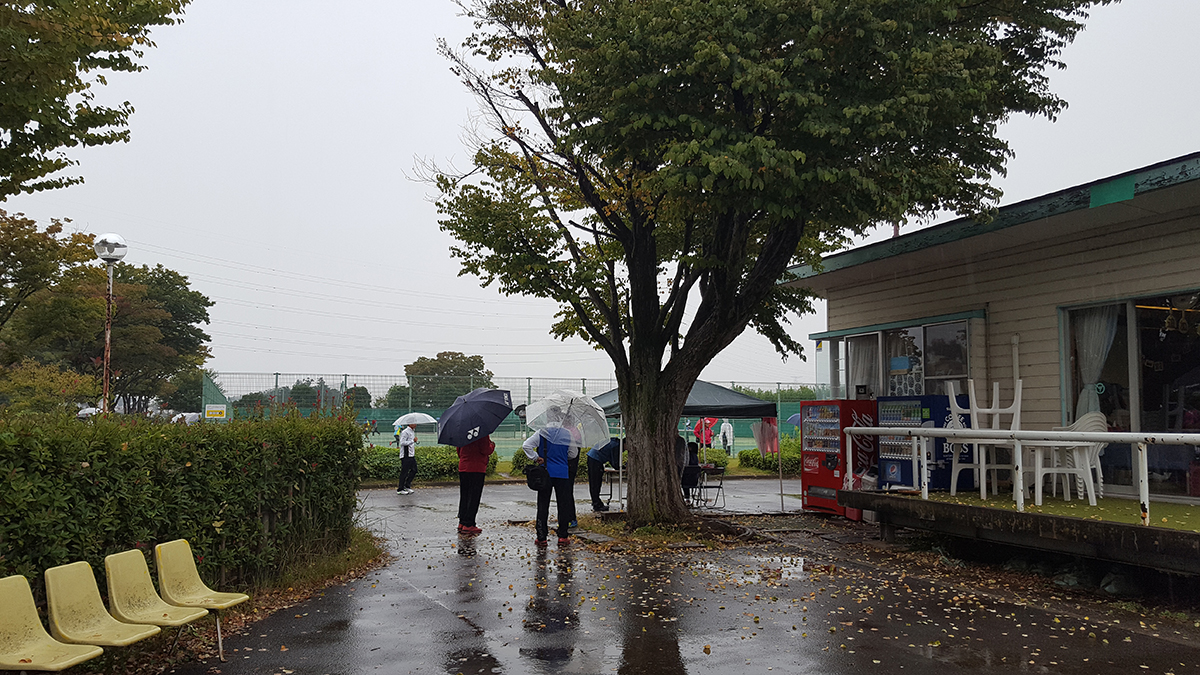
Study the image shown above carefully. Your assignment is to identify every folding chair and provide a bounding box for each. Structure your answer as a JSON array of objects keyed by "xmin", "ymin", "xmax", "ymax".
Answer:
[
  {"xmin": 105, "ymin": 550, "xmax": 209, "ymax": 656},
  {"xmin": 155, "ymin": 539, "xmax": 249, "ymax": 662},
  {"xmin": 44, "ymin": 561, "xmax": 161, "ymax": 647},
  {"xmin": 0, "ymin": 574, "xmax": 103, "ymax": 672}
]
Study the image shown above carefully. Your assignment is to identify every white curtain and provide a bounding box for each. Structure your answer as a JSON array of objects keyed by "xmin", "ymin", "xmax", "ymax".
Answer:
[
  {"xmin": 1073, "ymin": 305, "xmax": 1120, "ymax": 419},
  {"xmin": 847, "ymin": 335, "xmax": 878, "ymax": 396}
]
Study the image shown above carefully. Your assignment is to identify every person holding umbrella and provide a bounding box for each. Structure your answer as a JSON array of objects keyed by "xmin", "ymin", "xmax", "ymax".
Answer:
[
  {"xmin": 393, "ymin": 412, "xmax": 438, "ymax": 495},
  {"xmin": 456, "ymin": 434, "xmax": 494, "ymax": 535},
  {"xmin": 586, "ymin": 437, "xmax": 622, "ymax": 512},
  {"xmin": 694, "ymin": 417, "xmax": 717, "ymax": 448},
  {"xmin": 397, "ymin": 423, "xmax": 418, "ymax": 495},
  {"xmin": 523, "ymin": 426, "xmax": 574, "ymax": 546}
]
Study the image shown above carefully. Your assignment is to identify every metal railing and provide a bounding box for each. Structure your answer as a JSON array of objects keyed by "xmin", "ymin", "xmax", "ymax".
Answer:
[{"xmin": 843, "ymin": 426, "xmax": 1200, "ymax": 525}]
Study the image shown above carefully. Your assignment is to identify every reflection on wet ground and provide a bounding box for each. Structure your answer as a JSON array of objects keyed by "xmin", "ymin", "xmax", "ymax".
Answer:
[{"xmin": 167, "ymin": 483, "xmax": 1200, "ymax": 675}]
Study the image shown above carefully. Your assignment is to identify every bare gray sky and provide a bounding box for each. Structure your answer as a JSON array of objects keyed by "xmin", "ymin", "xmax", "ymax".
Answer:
[{"xmin": 4, "ymin": 0, "xmax": 1198, "ymax": 383}]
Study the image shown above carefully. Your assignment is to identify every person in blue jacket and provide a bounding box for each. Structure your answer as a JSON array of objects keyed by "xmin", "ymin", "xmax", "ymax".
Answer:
[
  {"xmin": 523, "ymin": 426, "xmax": 574, "ymax": 546},
  {"xmin": 586, "ymin": 437, "xmax": 623, "ymax": 512}
]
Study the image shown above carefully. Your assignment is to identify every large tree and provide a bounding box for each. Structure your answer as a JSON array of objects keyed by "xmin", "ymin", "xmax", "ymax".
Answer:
[
  {"xmin": 0, "ymin": 1, "xmax": 189, "ymax": 198},
  {"xmin": 405, "ymin": 352, "xmax": 495, "ymax": 408},
  {"xmin": 2, "ymin": 261, "xmax": 212, "ymax": 412},
  {"xmin": 435, "ymin": 0, "xmax": 1114, "ymax": 524},
  {"xmin": 0, "ymin": 210, "xmax": 94, "ymax": 331}
]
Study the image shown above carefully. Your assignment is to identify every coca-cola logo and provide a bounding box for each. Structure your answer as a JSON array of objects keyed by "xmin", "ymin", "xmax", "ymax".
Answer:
[
  {"xmin": 849, "ymin": 409, "xmax": 876, "ymax": 473},
  {"xmin": 803, "ymin": 455, "xmax": 820, "ymax": 473}
]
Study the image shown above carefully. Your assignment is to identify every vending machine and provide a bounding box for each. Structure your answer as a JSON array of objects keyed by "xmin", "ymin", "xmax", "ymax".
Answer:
[
  {"xmin": 800, "ymin": 400, "xmax": 877, "ymax": 519},
  {"xmin": 876, "ymin": 395, "xmax": 972, "ymax": 492}
]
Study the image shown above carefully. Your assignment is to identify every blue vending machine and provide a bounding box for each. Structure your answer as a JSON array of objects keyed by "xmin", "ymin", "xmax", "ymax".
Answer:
[{"xmin": 876, "ymin": 395, "xmax": 973, "ymax": 492}]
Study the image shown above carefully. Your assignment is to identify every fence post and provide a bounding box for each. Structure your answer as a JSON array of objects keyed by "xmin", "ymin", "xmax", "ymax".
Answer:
[
  {"xmin": 408, "ymin": 377, "xmax": 413, "ymax": 414},
  {"xmin": 581, "ymin": 378, "xmax": 586, "ymax": 395}
]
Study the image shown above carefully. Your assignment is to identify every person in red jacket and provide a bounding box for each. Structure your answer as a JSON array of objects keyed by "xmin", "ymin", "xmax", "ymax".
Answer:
[{"xmin": 456, "ymin": 435, "xmax": 494, "ymax": 535}]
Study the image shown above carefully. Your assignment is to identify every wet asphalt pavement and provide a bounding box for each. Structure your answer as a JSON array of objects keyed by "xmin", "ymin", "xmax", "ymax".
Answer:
[{"xmin": 169, "ymin": 481, "xmax": 1200, "ymax": 675}]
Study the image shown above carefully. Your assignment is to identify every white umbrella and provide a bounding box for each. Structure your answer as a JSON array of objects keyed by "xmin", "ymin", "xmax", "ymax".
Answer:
[
  {"xmin": 526, "ymin": 390, "xmax": 609, "ymax": 450},
  {"xmin": 394, "ymin": 412, "xmax": 438, "ymax": 426}
]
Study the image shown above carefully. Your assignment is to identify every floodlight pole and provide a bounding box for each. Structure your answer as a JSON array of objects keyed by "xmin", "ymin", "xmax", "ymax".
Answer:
[
  {"xmin": 93, "ymin": 233, "xmax": 128, "ymax": 415},
  {"xmin": 103, "ymin": 261, "xmax": 114, "ymax": 413}
]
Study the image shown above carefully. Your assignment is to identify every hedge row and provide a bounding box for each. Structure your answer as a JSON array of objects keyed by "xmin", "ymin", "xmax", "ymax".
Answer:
[
  {"xmin": 737, "ymin": 436, "xmax": 803, "ymax": 474},
  {"xmin": 360, "ymin": 445, "xmax": 498, "ymax": 481},
  {"xmin": 0, "ymin": 413, "xmax": 361, "ymax": 599}
]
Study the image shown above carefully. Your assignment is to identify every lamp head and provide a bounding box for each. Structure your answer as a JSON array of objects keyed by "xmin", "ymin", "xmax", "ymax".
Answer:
[{"xmin": 93, "ymin": 233, "xmax": 128, "ymax": 263}]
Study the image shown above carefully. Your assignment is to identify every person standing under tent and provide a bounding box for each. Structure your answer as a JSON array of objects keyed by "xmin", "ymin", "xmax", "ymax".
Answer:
[
  {"xmin": 586, "ymin": 437, "xmax": 622, "ymax": 512},
  {"xmin": 694, "ymin": 418, "xmax": 715, "ymax": 448},
  {"xmin": 720, "ymin": 418, "xmax": 734, "ymax": 455},
  {"xmin": 524, "ymin": 428, "xmax": 574, "ymax": 546},
  {"xmin": 397, "ymin": 423, "xmax": 418, "ymax": 495},
  {"xmin": 456, "ymin": 434, "xmax": 494, "ymax": 535}
]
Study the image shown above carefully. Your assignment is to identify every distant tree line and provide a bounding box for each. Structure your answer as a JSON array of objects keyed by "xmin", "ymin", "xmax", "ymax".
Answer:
[{"xmin": 0, "ymin": 211, "xmax": 213, "ymax": 414}]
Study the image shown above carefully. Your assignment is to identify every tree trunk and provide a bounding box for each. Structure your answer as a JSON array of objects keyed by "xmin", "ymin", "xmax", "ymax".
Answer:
[{"xmin": 620, "ymin": 368, "xmax": 694, "ymax": 526}]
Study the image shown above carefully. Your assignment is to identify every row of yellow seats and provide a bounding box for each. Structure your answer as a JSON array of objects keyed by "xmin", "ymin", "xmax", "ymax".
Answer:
[{"xmin": 1, "ymin": 539, "xmax": 248, "ymax": 672}]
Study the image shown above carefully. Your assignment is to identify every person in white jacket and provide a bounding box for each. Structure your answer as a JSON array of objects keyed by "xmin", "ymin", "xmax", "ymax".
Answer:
[
  {"xmin": 720, "ymin": 419, "xmax": 734, "ymax": 455},
  {"xmin": 397, "ymin": 424, "xmax": 417, "ymax": 494}
]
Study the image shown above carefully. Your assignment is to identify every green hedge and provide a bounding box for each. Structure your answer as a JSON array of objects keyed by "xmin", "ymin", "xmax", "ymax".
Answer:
[
  {"xmin": 738, "ymin": 436, "xmax": 802, "ymax": 474},
  {"xmin": 0, "ymin": 413, "xmax": 361, "ymax": 599},
  {"xmin": 360, "ymin": 445, "xmax": 498, "ymax": 481}
]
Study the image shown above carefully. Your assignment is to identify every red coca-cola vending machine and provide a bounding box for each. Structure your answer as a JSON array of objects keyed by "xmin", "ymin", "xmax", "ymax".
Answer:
[{"xmin": 800, "ymin": 400, "xmax": 877, "ymax": 519}]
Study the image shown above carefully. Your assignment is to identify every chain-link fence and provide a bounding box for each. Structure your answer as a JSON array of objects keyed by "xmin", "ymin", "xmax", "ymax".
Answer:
[{"xmin": 200, "ymin": 372, "xmax": 829, "ymax": 456}]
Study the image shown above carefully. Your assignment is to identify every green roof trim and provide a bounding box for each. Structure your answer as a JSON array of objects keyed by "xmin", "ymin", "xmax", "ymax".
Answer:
[
  {"xmin": 787, "ymin": 152, "xmax": 1200, "ymax": 281},
  {"xmin": 809, "ymin": 309, "xmax": 987, "ymax": 340},
  {"xmin": 1089, "ymin": 174, "xmax": 1136, "ymax": 208}
]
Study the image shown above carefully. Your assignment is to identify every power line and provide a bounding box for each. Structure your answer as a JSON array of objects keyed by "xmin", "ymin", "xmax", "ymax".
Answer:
[
  {"xmin": 209, "ymin": 296, "xmax": 552, "ymax": 331},
  {"xmin": 190, "ymin": 273, "xmax": 552, "ymax": 318},
  {"xmin": 208, "ymin": 330, "xmax": 599, "ymax": 357}
]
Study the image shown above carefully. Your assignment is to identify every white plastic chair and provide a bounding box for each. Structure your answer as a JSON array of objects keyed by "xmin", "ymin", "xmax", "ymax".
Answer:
[
  {"xmin": 948, "ymin": 379, "xmax": 1023, "ymax": 499},
  {"xmin": 1033, "ymin": 412, "xmax": 1107, "ymax": 505},
  {"xmin": 946, "ymin": 386, "xmax": 977, "ymax": 496}
]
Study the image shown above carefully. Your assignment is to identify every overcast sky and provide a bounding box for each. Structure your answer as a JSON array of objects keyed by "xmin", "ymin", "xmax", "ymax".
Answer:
[{"xmin": 4, "ymin": 0, "xmax": 1199, "ymax": 386}]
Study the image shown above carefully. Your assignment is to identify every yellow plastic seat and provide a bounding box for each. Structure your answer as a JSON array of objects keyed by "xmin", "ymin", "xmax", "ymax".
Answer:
[
  {"xmin": 155, "ymin": 539, "xmax": 249, "ymax": 661},
  {"xmin": 0, "ymin": 574, "xmax": 103, "ymax": 671},
  {"xmin": 44, "ymin": 561, "xmax": 161, "ymax": 647},
  {"xmin": 105, "ymin": 550, "xmax": 209, "ymax": 626}
]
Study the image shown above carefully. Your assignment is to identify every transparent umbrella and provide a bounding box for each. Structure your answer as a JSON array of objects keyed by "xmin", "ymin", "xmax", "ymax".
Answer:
[
  {"xmin": 525, "ymin": 390, "xmax": 609, "ymax": 450},
  {"xmin": 393, "ymin": 412, "xmax": 438, "ymax": 426}
]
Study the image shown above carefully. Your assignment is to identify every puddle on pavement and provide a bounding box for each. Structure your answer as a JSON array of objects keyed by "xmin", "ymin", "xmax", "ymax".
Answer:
[{"xmin": 689, "ymin": 556, "xmax": 808, "ymax": 585}]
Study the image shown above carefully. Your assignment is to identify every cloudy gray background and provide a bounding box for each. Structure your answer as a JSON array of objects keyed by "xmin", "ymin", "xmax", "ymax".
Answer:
[{"xmin": 4, "ymin": 0, "xmax": 1198, "ymax": 383}]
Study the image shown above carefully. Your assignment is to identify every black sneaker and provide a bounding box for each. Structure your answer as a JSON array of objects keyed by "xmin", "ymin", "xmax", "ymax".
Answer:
[{"xmin": 592, "ymin": 504, "xmax": 609, "ymax": 512}]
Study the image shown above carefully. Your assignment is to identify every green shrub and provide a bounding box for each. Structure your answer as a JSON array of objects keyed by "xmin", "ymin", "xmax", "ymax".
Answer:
[
  {"xmin": 738, "ymin": 439, "xmax": 803, "ymax": 474},
  {"xmin": 511, "ymin": 448, "xmax": 530, "ymax": 474},
  {"xmin": 0, "ymin": 412, "xmax": 361, "ymax": 599},
  {"xmin": 738, "ymin": 448, "xmax": 764, "ymax": 470},
  {"xmin": 360, "ymin": 444, "xmax": 498, "ymax": 481},
  {"xmin": 693, "ymin": 447, "xmax": 729, "ymax": 468}
]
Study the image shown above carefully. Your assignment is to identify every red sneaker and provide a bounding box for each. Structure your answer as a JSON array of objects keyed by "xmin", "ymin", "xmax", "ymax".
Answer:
[
  {"xmin": 557, "ymin": 537, "xmax": 570, "ymax": 545},
  {"xmin": 462, "ymin": 526, "xmax": 482, "ymax": 535},
  {"xmin": 535, "ymin": 539, "xmax": 548, "ymax": 547}
]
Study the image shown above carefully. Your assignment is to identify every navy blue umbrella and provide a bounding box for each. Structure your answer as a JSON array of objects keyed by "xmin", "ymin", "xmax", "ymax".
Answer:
[{"xmin": 437, "ymin": 388, "xmax": 514, "ymax": 447}]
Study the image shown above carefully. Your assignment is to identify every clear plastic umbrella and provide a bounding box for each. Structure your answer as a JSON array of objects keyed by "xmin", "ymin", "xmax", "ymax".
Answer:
[
  {"xmin": 525, "ymin": 390, "xmax": 609, "ymax": 450},
  {"xmin": 393, "ymin": 412, "xmax": 437, "ymax": 426}
]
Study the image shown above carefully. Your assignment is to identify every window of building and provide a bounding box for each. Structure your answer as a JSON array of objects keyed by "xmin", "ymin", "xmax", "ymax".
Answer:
[
  {"xmin": 833, "ymin": 319, "xmax": 970, "ymax": 398},
  {"xmin": 1069, "ymin": 291, "xmax": 1200, "ymax": 497},
  {"xmin": 923, "ymin": 321, "xmax": 968, "ymax": 397}
]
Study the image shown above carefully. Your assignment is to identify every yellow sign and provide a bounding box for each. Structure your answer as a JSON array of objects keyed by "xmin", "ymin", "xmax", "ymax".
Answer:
[{"xmin": 204, "ymin": 404, "xmax": 227, "ymax": 419}]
